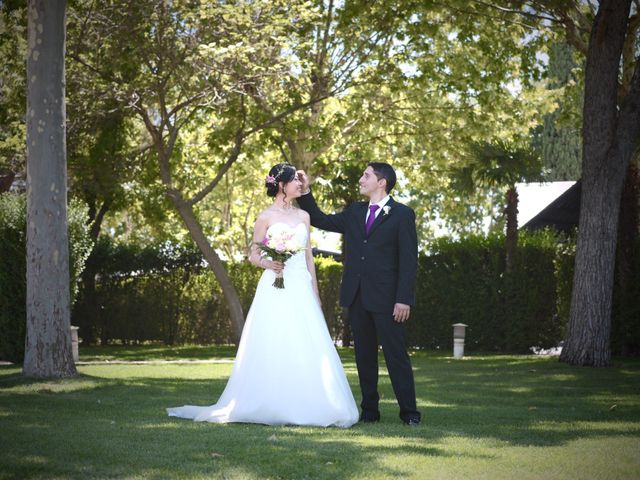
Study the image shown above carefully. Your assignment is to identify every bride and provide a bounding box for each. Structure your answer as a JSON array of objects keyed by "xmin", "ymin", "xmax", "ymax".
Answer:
[{"xmin": 167, "ymin": 163, "xmax": 359, "ymax": 427}]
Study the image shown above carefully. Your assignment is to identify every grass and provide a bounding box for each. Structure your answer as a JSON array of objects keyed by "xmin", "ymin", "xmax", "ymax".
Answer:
[
  {"xmin": 1, "ymin": 347, "xmax": 639, "ymax": 480},
  {"xmin": 77, "ymin": 344, "xmax": 239, "ymax": 362}
]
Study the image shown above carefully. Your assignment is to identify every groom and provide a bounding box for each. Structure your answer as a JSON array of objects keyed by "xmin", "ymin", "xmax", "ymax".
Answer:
[{"xmin": 297, "ymin": 163, "xmax": 421, "ymax": 425}]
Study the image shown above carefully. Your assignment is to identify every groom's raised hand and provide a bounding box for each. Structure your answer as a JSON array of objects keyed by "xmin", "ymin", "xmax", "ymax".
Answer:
[{"xmin": 296, "ymin": 170, "xmax": 310, "ymax": 194}]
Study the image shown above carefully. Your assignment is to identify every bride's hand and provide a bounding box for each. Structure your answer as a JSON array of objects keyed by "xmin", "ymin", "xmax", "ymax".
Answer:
[{"xmin": 261, "ymin": 259, "xmax": 284, "ymax": 273}]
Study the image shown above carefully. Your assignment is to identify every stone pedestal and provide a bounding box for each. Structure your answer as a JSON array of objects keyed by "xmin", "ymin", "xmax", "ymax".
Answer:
[
  {"xmin": 70, "ymin": 326, "xmax": 79, "ymax": 362},
  {"xmin": 452, "ymin": 323, "xmax": 468, "ymax": 359},
  {"xmin": 453, "ymin": 338, "xmax": 465, "ymax": 359}
]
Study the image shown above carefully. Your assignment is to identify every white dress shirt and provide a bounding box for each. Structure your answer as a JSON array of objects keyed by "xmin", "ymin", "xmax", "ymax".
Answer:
[{"xmin": 365, "ymin": 195, "xmax": 390, "ymax": 223}]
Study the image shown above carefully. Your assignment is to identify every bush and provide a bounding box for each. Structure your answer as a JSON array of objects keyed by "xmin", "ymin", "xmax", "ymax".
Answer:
[
  {"xmin": 611, "ymin": 240, "xmax": 640, "ymax": 355},
  {"xmin": 315, "ymin": 256, "xmax": 344, "ymax": 339},
  {"xmin": 0, "ymin": 194, "xmax": 26, "ymax": 363},
  {"xmin": 545, "ymin": 234, "xmax": 640, "ymax": 356},
  {"xmin": 67, "ymin": 229, "xmax": 640, "ymax": 355},
  {"xmin": 72, "ymin": 238, "xmax": 346, "ymax": 346},
  {"xmin": 408, "ymin": 230, "xmax": 567, "ymax": 353},
  {"xmin": 72, "ymin": 237, "xmax": 212, "ymax": 345},
  {"xmin": 0, "ymin": 193, "xmax": 93, "ymax": 362}
]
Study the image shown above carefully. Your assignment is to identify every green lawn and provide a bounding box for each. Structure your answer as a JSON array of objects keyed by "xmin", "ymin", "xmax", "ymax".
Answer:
[{"xmin": 1, "ymin": 347, "xmax": 639, "ymax": 480}]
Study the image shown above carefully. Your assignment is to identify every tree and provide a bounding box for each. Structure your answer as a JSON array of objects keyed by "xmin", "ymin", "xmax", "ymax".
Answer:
[
  {"xmin": 342, "ymin": 0, "xmax": 552, "ymax": 241},
  {"xmin": 439, "ymin": 0, "xmax": 639, "ymax": 365},
  {"xmin": 0, "ymin": 0, "xmax": 27, "ymax": 192},
  {"xmin": 538, "ymin": 41, "xmax": 582, "ymax": 181},
  {"xmin": 65, "ymin": 6, "xmax": 145, "ymax": 342},
  {"xmin": 23, "ymin": 0, "xmax": 75, "ymax": 378},
  {"xmin": 71, "ymin": 0, "xmax": 327, "ymax": 340},
  {"xmin": 451, "ymin": 139, "xmax": 542, "ymax": 273},
  {"xmin": 559, "ymin": 0, "xmax": 640, "ymax": 366}
]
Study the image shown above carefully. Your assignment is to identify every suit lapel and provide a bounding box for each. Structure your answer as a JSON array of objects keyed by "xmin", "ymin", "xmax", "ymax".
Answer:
[
  {"xmin": 367, "ymin": 197, "xmax": 395, "ymax": 237},
  {"xmin": 358, "ymin": 202, "xmax": 368, "ymax": 237}
]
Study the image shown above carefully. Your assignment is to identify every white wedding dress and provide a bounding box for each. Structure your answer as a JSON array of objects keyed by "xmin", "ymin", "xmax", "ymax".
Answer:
[{"xmin": 167, "ymin": 222, "xmax": 359, "ymax": 428}]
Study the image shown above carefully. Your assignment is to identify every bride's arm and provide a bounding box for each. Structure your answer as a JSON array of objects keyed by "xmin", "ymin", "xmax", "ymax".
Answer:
[
  {"xmin": 248, "ymin": 214, "xmax": 283, "ymax": 272},
  {"xmin": 304, "ymin": 217, "xmax": 321, "ymax": 303}
]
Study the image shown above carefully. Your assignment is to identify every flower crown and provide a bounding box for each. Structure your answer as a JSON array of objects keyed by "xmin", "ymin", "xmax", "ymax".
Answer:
[{"xmin": 265, "ymin": 164, "xmax": 293, "ymax": 186}]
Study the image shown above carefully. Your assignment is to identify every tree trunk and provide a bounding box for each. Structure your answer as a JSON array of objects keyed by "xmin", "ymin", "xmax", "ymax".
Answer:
[
  {"xmin": 0, "ymin": 170, "xmax": 16, "ymax": 193},
  {"xmin": 560, "ymin": 0, "xmax": 640, "ymax": 367},
  {"xmin": 614, "ymin": 162, "xmax": 639, "ymax": 355},
  {"xmin": 502, "ymin": 186, "xmax": 520, "ymax": 351},
  {"xmin": 617, "ymin": 163, "xmax": 639, "ymax": 289},
  {"xmin": 287, "ymin": 141, "xmax": 314, "ymax": 173},
  {"xmin": 138, "ymin": 107, "xmax": 247, "ymax": 344},
  {"xmin": 23, "ymin": 0, "xmax": 76, "ymax": 378},
  {"xmin": 504, "ymin": 186, "xmax": 519, "ymax": 274},
  {"xmin": 169, "ymin": 192, "xmax": 245, "ymax": 343}
]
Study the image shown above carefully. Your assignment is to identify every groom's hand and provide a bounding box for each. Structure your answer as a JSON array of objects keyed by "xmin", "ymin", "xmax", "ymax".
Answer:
[
  {"xmin": 296, "ymin": 170, "xmax": 310, "ymax": 194},
  {"xmin": 393, "ymin": 303, "xmax": 411, "ymax": 323}
]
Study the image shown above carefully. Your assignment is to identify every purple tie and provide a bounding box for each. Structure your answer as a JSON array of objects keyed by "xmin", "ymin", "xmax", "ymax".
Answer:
[{"xmin": 365, "ymin": 205, "xmax": 379, "ymax": 236}]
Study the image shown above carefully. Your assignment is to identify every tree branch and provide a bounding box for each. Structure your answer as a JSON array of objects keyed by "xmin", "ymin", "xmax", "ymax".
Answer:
[
  {"xmin": 186, "ymin": 98, "xmax": 247, "ymax": 206},
  {"xmin": 68, "ymin": 52, "xmax": 119, "ymax": 84},
  {"xmin": 305, "ymin": 119, "xmax": 360, "ymax": 162},
  {"xmin": 559, "ymin": 10, "xmax": 589, "ymax": 55},
  {"xmin": 166, "ymin": 92, "xmax": 207, "ymax": 119},
  {"xmin": 441, "ymin": 4, "xmax": 539, "ymax": 30},
  {"xmin": 613, "ymin": 56, "xmax": 640, "ymax": 172},
  {"xmin": 244, "ymin": 93, "xmax": 332, "ymax": 137},
  {"xmin": 621, "ymin": 13, "xmax": 640, "ymax": 97},
  {"xmin": 186, "ymin": 131, "xmax": 245, "ymax": 207},
  {"xmin": 316, "ymin": 0, "xmax": 334, "ymax": 74},
  {"xmin": 470, "ymin": 0, "xmax": 560, "ymax": 23}
]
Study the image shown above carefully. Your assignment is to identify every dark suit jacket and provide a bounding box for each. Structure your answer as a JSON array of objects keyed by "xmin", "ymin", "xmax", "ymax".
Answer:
[{"xmin": 298, "ymin": 192, "xmax": 418, "ymax": 313}]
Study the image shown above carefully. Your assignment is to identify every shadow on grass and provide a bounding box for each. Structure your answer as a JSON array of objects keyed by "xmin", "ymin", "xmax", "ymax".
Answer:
[
  {"xmin": 0, "ymin": 371, "xmax": 461, "ymax": 479},
  {"xmin": 1, "ymin": 354, "xmax": 639, "ymax": 479}
]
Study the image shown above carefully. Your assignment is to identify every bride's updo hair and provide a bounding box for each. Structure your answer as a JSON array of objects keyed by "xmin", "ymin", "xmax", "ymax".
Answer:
[{"xmin": 265, "ymin": 163, "xmax": 296, "ymax": 197}]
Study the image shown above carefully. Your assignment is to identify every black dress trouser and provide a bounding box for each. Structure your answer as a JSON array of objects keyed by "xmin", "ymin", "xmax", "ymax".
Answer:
[{"xmin": 348, "ymin": 288, "xmax": 421, "ymax": 422}]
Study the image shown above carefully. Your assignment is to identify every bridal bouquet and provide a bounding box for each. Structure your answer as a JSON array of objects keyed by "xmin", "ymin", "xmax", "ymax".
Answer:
[{"xmin": 257, "ymin": 228, "xmax": 305, "ymax": 289}]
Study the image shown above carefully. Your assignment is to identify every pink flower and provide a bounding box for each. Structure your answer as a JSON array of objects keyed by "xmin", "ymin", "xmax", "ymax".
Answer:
[{"xmin": 265, "ymin": 175, "xmax": 276, "ymax": 185}]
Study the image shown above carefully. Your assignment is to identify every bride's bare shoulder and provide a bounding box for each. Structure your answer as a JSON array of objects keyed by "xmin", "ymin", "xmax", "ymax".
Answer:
[
  {"xmin": 297, "ymin": 209, "xmax": 310, "ymax": 223},
  {"xmin": 255, "ymin": 208, "xmax": 275, "ymax": 226}
]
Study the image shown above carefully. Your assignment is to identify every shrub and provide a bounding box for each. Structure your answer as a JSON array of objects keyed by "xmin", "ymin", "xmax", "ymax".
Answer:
[
  {"xmin": 65, "ymin": 229, "xmax": 640, "ymax": 355},
  {"xmin": 72, "ymin": 238, "xmax": 346, "ymax": 346},
  {"xmin": 0, "ymin": 193, "xmax": 93, "ymax": 362},
  {"xmin": 408, "ymin": 230, "xmax": 567, "ymax": 353}
]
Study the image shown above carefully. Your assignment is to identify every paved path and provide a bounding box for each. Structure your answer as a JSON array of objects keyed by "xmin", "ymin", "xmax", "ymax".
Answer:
[
  {"xmin": 76, "ymin": 359, "xmax": 235, "ymax": 365},
  {"xmin": 0, "ymin": 359, "xmax": 235, "ymax": 366}
]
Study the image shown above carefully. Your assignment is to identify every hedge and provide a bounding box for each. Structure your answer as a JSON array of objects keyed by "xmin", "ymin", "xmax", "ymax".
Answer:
[
  {"xmin": 3, "ymin": 197, "xmax": 638, "ymax": 355},
  {"xmin": 62, "ymin": 232, "xmax": 640, "ymax": 353},
  {"xmin": 409, "ymin": 231, "xmax": 567, "ymax": 353},
  {"xmin": 0, "ymin": 193, "xmax": 93, "ymax": 362},
  {"xmin": 71, "ymin": 237, "xmax": 344, "ymax": 346},
  {"xmin": 70, "ymin": 231, "xmax": 573, "ymax": 352}
]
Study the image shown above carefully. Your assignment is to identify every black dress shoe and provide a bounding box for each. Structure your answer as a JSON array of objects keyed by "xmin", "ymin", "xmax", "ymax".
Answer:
[
  {"xmin": 403, "ymin": 418, "xmax": 420, "ymax": 426},
  {"xmin": 360, "ymin": 411, "xmax": 380, "ymax": 423}
]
